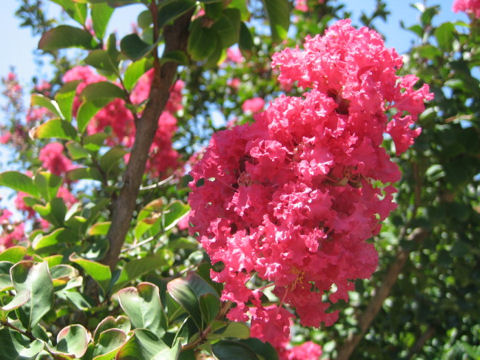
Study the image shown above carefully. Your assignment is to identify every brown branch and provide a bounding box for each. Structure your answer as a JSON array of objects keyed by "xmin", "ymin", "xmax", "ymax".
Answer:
[
  {"xmin": 102, "ymin": 10, "xmax": 193, "ymax": 269},
  {"xmin": 336, "ymin": 228, "xmax": 429, "ymax": 360},
  {"xmin": 406, "ymin": 325, "xmax": 435, "ymax": 359}
]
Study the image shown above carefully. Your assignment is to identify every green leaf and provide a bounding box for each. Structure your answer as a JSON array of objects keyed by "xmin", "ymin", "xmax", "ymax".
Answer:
[
  {"xmin": 199, "ymin": 293, "xmax": 220, "ymax": 324},
  {"xmin": 54, "ymin": 324, "xmax": 91, "ymax": 358},
  {"xmin": 9, "ymin": 261, "xmax": 54, "ymax": 328},
  {"xmin": 116, "ymin": 329, "xmax": 175, "ymax": 360},
  {"xmin": 212, "ymin": 9, "xmax": 241, "ymax": 48},
  {"xmin": 237, "ymin": 338, "xmax": 278, "ymax": 360},
  {"xmin": 161, "ymin": 50, "xmax": 189, "ymax": 65},
  {"xmin": 70, "ymin": 254, "xmax": 112, "ymax": 295},
  {"xmin": 50, "ymin": 0, "xmax": 87, "ymax": 25},
  {"xmin": 93, "ymin": 316, "xmax": 131, "ymax": 341},
  {"xmin": 38, "ymin": 25, "xmax": 96, "ymax": 51},
  {"xmin": 167, "ymin": 273, "xmax": 219, "ymax": 329},
  {"xmin": 115, "ymin": 282, "xmax": 167, "ymax": 335},
  {"xmin": 0, "ymin": 261, "xmax": 14, "ymax": 292},
  {"xmin": 1, "ymin": 288, "xmax": 30, "ymax": 311},
  {"xmin": 137, "ymin": 10, "xmax": 152, "ymax": 29},
  {"xmin": 0, "ymin": 328, "xmax": 45, "ymax": 359},
  {"xmin": 120, "ymin": 33, "xmax": 155, "ymax": 61},
  {"xmin": 0, "ymin": 246, "xmax": 27, "ymax": 262},
  {"xmin": 0, "ymin": 171, "xmax": 38, "ymax": 197},
  {"xmin": 66, "ymin": 167, "xmax": 103, "ymax": 182},
  {"xmin": 188, "ymin": 19, "xmax": 218, "ymax": 61},
  {"xmin": 212, "ymin": 340, "xmax": 259, "ymax": 360},
  {"xmin": 81, "ymin": 81, "xmax": 125, "ymax": 106},
  {"xmin": 93, "ymin": 329, "xmax": 127, "ymax": 360},
  {"xmin": 115, "ymin": 249, "xmax": 174, "ymax": 287},
  {"xmin": 66, "ymin": 141, "xmax": 91, "ymax": 160},
  {"xmin": 228, "ymin": 0, "xmax": 249, "ymax": 20},
  {"xmin": 55, "ymin": 81, "xmax": 81, "ymax": 122},
  {"xmin": 157, "ymin": 0, "xmax": 196, "ymax": 29},
  {"xmin": 434, "ymin": 22, "xmax": 455, "ymax": 52},
  {"xmin": 99, "ymin": 146, "xmax": 127, "ymax": 174},
  {"xmin": 32, "ymin": 118, "xmax": 78, "ymax": 140},
  {"xmin": 77, "ymin": 101, "xmax": 103, "ymax": 133},
  {"xmin": 84, "ymin": 49, "xmax": 118, "ymax": 74},
  {"xmin": 205, "ymin": 2, "xmax": 223, "ymax": 20},
  {"xmin": 163, "ymin": 201, "xmax": 190, "ymax": 231},
  {"xmin": 261, "ymin": 0, "xmax": 290, "ymax": 42},
  {"xmin": 123, "ymin": 58, "xmax": 150, "ymax": 91},
  {"xmin": 91, "ymin": 2, "xmax": 114, "ymax": 39},
  {"xmin": 239, "ymin": 22, "xmax": 254, "ymax": 52},
  {"xmin": 31, "ymin": 93, "xmax": 63, "ymax": 118},
  {"xmin": 50, "ymin": 264, "xmax": 79, "ymax": 289},
  {"xmin": 34, "ymin": 171, "xmax": 62, "ymax": 201},
  {"xmin": 89, "ymin": 221, "xmax": 111, "ymax": 236},
  {"xmin": 216, "ymin": 321, "xmax": 250, "ymax": 339}
]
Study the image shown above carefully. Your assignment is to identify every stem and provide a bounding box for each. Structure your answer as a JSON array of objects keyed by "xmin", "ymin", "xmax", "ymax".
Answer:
[
  {"xmin": 102, "ymin": 9, "xmax": 193, "ymax": 270},
  {"xmin": 335, "ymin": 228, "xmax": 429, "ymax": 360}
]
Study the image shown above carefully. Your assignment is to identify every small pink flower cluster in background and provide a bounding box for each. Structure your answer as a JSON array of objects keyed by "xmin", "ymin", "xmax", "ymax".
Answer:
[
  {"xmin": 188, "ymin": 19, "xmax": 432, "ymax": 358},
  {"xmin": 242, "ymin": 97, "xmax": 265, "ymax": 114},
  {"xmin": 63, "ymin": 66, "xmax": 182, "ymax": 177},
  {"xmin": 295, "ymin": 0, "xmax": 325, "ymax": 12},
  {"xmin": 453, "ymin": 0, "xmax": 480, "ymax": 17},
  {"xmin": 0, "ymin": 209, "xmax": 25, "ymax": 251},
  {"xmin": 39, "ymin": 142, "xmax": 75, "ymax": 177}
]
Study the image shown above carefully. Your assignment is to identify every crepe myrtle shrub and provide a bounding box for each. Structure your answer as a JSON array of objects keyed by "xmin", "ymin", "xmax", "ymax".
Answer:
[{"xmin": 2, "ymin": 0, "xmax": 478, "ymax": 359}]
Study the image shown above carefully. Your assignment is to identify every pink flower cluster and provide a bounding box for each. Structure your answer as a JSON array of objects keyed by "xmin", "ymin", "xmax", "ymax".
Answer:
[
  {"xmin": 0, "ymin": 210, "xmax": 25, "ymax": 251},
  {"xmin": 188, "ymin": 20, "xmax": 432, "ymax": 356},
  {"xmin": 453, "ymin": 0, "xmax": 480, "ymax": 17},
  {"xmin": 63, "ymin": 66, "xmax": 183, "ymax": 177},
  {"xmin": 39, "ymin": 142, "xmax": 75, "ymax": 176}
]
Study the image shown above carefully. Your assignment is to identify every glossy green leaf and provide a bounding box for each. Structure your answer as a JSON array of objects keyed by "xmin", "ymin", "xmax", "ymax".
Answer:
[
  {"xmin": 212, "ymin": 9, "xmax": 241, "ymax": 48},
  {"xmin": 55, "ymin": 324, "xmax": 91, "ymax": 358},
  {"xmin": 163, "ymin": 201, "xmax": 190, "ymax": 231},
  {"xmin": 0, "ymin": 171, "xmax": 38, "ymax": 198},
  {"xmin": 0, "ymin": 261, "xmax": 13, "ymax": 291},
  {"xmin": 38, "ymin": 25, "xmax": 96, "ymax": 51},
  {"xmin": 50, "ymin": 0, "xmax": 87, "ymax": 25},
  {"xmin": 115, "ymin": 282, "xmax": 166, "ymax": 335},
  {"xmin": 262, "ymin": 0, "xmax": 290, "ymax": 42},
  {"xmin": 32, "ymin": 118, "xmax": 78, "ymax": 140},
  {"xmin": 237, "ymin": 338, "xmax": 278, "ymax": 360},
  {"xmin": 123, "ymin": 58, "xmax": 150, "ymax": 91},
  {"xmin": 55, "ymin": 80, "xmax": 81, "ymax": 122},
  {"xmin": 1, "ymin": 288, "xmax": 30, "ymax": 311},
  {"xmin": 77, "ymin": 101, "xmax": 104, "ymax": 133},
  {"xmin": 9, "ymin": 261, "xmax": 54, "ymax": 328},
  {"xmin": 228, "ymin": 0, "xmax": 249, "ymax": 20},
  {"xmin": 99, "ymin": 146, "xmax": 127, "ymax": 174},
  {"xmin": 239, "ymin": 22, "xmax": 254, "ymax": 51},
  {"xmin": 84, "ymin": 49, "xmax": 118, "ymax": 74},
  {"xmin": 31, "ymin": 93, "xmax": 63, "ymax": 118},
  {"xmin": 115, "ymin": 249, "xmax": 174, "ymax": 287},
  {"xmin": 34, "ymin": 171, "xmax": 62, "ymax": 201},
  {"xmin": 0, "ymin": 328, "xmax": 44, "ymax": 359},
  {"xmin": 91, "ymin": 2, "xmax": 114, "ymax": 39},
  {"xmin": 212, "ymin": 340, "xmax": 259, "ymax": 360},
  {"xmin": 157, "ymin": 0, "xmax": 196, "ymax": 29},
  {"xmin": 116, "ymin": 329, "xmax": 175, "ymax": 360},
  {"xmin": 167, "ymin": 273, "xmax": 219, "ymax": 329},
  {"xmin": 66, "ymin": 141, "xmax": 91, "ymax": 160},
  {"xmin": 120, "ymin": 33, "xmax": 155, "ymax": 61},
  {"xmin": 161, "ymin": 50, "xmax": 189, "ymax": 65},
  {"xmin": 66, "ymin": 167, "xmax": 103, "ymax": 182},
  {"xmin": 0, "ymin": 246, "xmax": 27, "ymax": 262},
  {"xmin": 50, "ymin": 264, "xmax": 79, "ymax": 289},
  {"xmin": 32, "ymin": 228, "xmax": 71, "ymax": 252},
  {"xmin": 217, "ymin": 321, "xmax": 250, "ymax": 339},
  {"xmin": 89, "ymin": 221, "xmax": 111, "ymax": 236},
  {"xmin": 93, "ymin": 316, "xmax": 131, "ymax": 341},
  {"xmin": 434, "ymin": 22, "xmax": 455, "ymax": 52},
  {"xmin": 188, "ymin": 19, "xmax": 218, "ymax": 61},
  {"xmin": 137, "ymin": 10, "xmax": 152, "ymax": 29},
  {"xmin": 70, "ymin": 254, "xmax": 112, "ymax": 294},
  {"xmin": 93, "ymin": 329, "xmax": 127, "ymax": 360},
  {"xmin": 81, "ymin": 81, "xmax": 125, "ymax": 106},
  {"xmin": 199, "ymin": 293, "xmax": 220, "ymax": 324}
]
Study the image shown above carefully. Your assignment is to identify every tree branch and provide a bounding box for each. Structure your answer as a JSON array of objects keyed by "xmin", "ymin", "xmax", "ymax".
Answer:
[
  {"xmin": 336, "ymin": 228, "xmax": 429, "ymax": 360},
  {"xmin": 102, "ymin": 10, "xmax": 193, "ymax": 269}
]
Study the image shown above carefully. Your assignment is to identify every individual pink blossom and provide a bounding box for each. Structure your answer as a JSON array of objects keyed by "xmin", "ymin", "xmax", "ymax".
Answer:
[
  {"xmin": 39, "ymin": 142, "xmax": 75, "ymax": 176},
  {"xmin": 452, "ymin": 0, "xmax": 480, "ymax": 17},
  {"xmin": 227, "ymin": 78, "xmax": 241, "ymax": 90},
  {"xmin": 57, "ymin": 186, "xmax": 77, "ymax": 208},
  {"xmin": 188, "ymin": 20, "xmax": 432, "ymax": 356},
  {"xmin": 242, "ymin": 97, "xmax": 265, "ymax": 113},
  {"xmin": 226, "ymin": 47, "xmax": 244, "ymax": 63},
  {"xmin": 26, "ymin": 107, "xmax": 51, "ymax": 123},
  {"xmin": 0, "ymin": 132, "xmax": 11, "ymax": 144},
  {"xmin": 285, "ymin": 341, "xmax": 323, "ymax": 360},
  {"xmin": 15, "ymin": 192, "xmax": 36, "ymax": 218}
]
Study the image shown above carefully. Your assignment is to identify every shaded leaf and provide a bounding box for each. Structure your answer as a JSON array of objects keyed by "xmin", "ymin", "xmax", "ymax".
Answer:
[
  {"xmin": 70, "ymin": 254, "xmax": 112, "ymax": 294},
  {"xmin": 31, "ymin": 118, "xmax": 78, "ymax": 140},
  {"xmin": 261, "ymin": 0, "xmax": 290, "ymax": 42},
  {"xmin": 38, "ymin": 25, "xmax": 96, "ymax": 51}
]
